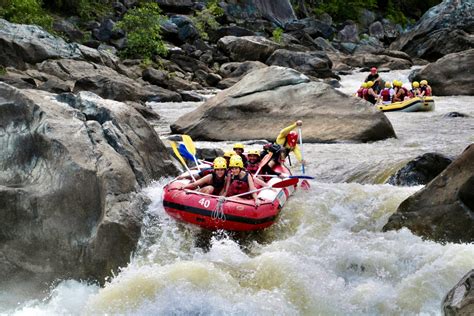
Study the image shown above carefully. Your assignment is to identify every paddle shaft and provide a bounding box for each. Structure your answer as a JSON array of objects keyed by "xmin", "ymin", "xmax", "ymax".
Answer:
[
  {"xmin": 298, "ymin": 127, "xmax": 305, "ymax": 174},
  {"xmin": 254, "ymin": 152, "xmax": 273, "ymax": 177}
]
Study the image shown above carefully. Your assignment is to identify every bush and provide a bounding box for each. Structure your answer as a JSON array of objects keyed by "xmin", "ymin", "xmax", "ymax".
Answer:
[
  {"xmin": 191, "ymin": 0, "xmax": 224, "ymax": 40},
  {"xmin": 0, "ymin": 0, "xmax": 53, "ymax": 30},
  {"xmin": 115, "ymin": 2, "xmax": 167, "ymax": 59},
  {"xmin": 272, "ymin": 27, "xmax": 284, "ymax": 43}
]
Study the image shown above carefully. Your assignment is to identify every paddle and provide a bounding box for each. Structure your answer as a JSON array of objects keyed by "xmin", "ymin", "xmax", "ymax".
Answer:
[
  {"xmin": 298, "ymin": 126, "xmax": 305, "ymax": 174},
  {"xmin": 258, "ymin": 174, "xmax": 315, "ymax": 180},
  {"xmin": 182, "ymin": 135, "xmax": 201, "ymax": 171},
  {"xmin": 170, "ymin": 141, "xmax": 197, "ymax": 182},
  {"xmin": 254, "ymin": 152, "xmax": 273, "ymax": 177},
  {"xmin": 230, "ymin": 178, "xmax": 298, "ymax": 198}
]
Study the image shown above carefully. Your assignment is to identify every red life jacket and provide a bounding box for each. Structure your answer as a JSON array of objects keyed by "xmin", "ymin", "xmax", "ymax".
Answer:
[
  {"xmin": 426, "ymin": 86, "xmax": 432, "ymax": 96},
  {"xmin": 227, "ymin": 172, "xmax": 250, "ymax": 198},
  {"xmin": 380, "ymin": 88, "xmax": 391, "ymax": 101},
  {"xmin": 246, "ymin": 162, "xmax": 259, "ymax": 174},
  {"xmin": 362, "ymin": 88, "xmax": 368, "ymax": 100},
  {"xmin": 357, "ymin": 88, "xmax": 363, "ymax": 98}
]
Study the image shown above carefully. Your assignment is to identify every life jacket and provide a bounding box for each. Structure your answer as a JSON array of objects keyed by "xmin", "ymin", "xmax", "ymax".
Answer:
[
  {"xmin": 367, "ymin": 89, "xmax": 376, "ymax": 104},
  {"xmin": 380, "ymin": 88, "xmax": 391, "ymax": 101},
  {"xmin": 246, "ymin": 161, "xmax": 259, "ymax": 174},
  {"xmin": 362, "ymin": 88, "xmax": 369, "ymax": 100},
  {"xmin": 357, "ymin": 88, "xmax": 364, "ymax": 98},
  {"xmin": 227, "ymin": 172, "xmax": 250, "ymax": 198},
  {"xmin": 211, "ymin": 172, "xmax": 226, "ymax": 195},
  {"xmin": 426, "ymin": 86, "xmax": 432, "ymax": 96},
  {"xmin": 408, "ymin": 90, "xmax": 414, "ymax": 98}
]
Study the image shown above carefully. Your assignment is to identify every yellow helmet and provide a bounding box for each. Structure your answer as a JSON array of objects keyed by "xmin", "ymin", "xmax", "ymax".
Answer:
[
  {"xmin": 233, "ymin": 143, "xmax": 244, "ymax": 150},
  {"xmin": 420, "ymin": 80, "xmax": 428, "ymax": 86},
  {"xmin": 385, "ymin": 81, "xmax": 391, "ymax": 88},
  {"xmin": 367, "ymin": 81, "xmax": 374, "ymax": 88},
  {"xmin": 393, "ymin": 80, "xmax": 401, "ymax": 87},
  {"xmin": 229, "ymin": 155, "xmax": 244, "ymax": 168},
  {"xmin": 223, "ymin": 151, "xmax": 235, "ymax": 158},
  {"xmin": 361, "ymin": 82, "xmax": 368, "ymax": 88},
  {"xmin": 412, "ymin": 81, "xmax": 420, "ymax": 88},
  {"xmin": 213, "ymin": 157, "xmax": 227, "ymax": 169},
  {"xmin": 247, "ymin": 149, "xmax": 260, "ymax": 156}
]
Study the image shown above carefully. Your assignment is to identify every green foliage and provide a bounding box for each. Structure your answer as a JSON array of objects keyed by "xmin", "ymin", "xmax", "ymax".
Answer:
[
  {"xmin": 272, "ymin": 27, "xmax": 284, "ymax": 43},
  {"xmin": 0, "ymin": 0, "xmax": 53, "ymax": 30},
  {"xmin": 191, "ymin": 0, "xmax": 224, "ymax": 40},
  {"xmin": 116, "ymin": 2, "xmax": 167, "ymax": 59},
  {"xmin": 0, "ymin": 65, "xmax": 6, "ymax": 75},
  {"xmin": 41, "ymin": 0, "xmax": 112, "ymax": 20},
  {"xmin": 313, "ymin": 0, "xmax": 377, "ymax": 21}
]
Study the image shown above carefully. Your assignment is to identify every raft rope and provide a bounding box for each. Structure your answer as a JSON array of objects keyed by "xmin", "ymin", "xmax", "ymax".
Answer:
[{"xmin": 211, "ymin": 196, "xmax": 226, "ymax": 222}]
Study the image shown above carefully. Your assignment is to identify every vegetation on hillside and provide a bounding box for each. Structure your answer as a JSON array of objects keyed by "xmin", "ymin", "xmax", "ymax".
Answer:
[
  {"xmin": 293, "ymin": 0, "xmax": 441, "ymax": 26},
  {"xmin": 115, "ymin": 2, "xmax": 167, "ymax": 59},
  {"xmin": 0, "ymin": 0, "xmax": 53, "ymax": 30}
]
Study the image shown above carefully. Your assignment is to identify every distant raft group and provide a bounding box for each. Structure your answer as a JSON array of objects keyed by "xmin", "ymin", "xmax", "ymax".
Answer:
[{"xmin": 356, "ymin": 67, "xmax": 434, "ymax": 112}]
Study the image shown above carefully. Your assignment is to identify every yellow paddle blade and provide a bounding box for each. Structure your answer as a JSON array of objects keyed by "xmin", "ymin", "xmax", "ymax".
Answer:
[
  {"xmin": 170, "ymin": 141, "xmax": 186, "ymax": 167},
  {"xmin": 182, "ymin": 134, "xmax": 196, "ymax": 155}
]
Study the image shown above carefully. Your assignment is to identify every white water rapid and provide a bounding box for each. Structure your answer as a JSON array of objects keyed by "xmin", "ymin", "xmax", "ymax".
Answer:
[{"xmin": 4, "ymin": 68, "xmax": 474, "ymax": 315}]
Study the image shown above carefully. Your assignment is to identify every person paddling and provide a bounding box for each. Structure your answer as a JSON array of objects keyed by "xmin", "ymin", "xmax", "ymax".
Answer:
[
  {"xmin": 266, "ymin": 120, "xmax": 305, "ymax": 170},
  {"xmin": 224, "ymin": 156, "xmax": 262, "ymax": 206}
]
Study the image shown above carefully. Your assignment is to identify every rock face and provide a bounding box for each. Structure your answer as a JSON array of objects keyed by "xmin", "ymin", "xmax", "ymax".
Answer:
[
  {"xmin": 412, "ymin": 49, "xmax": 474, "ymax": 96},
  {"xmin": 389, "ymin": 0, "xmax": 474, "ymax": 61},
  {"xmin": 266, "ymin": 49, "xmax": 336, "ymax": 78},
  {"xmin": 388, "ymin": 153, "xmax": 453, "ymax": 186},
  {"xmin": 0, "ymin": 82, "xmax": 178, "ymax": 284},
  {"xmin": 443, "ymin": 269, "xmax": 474, "ymax": 316},
  {"xmin": 217, "ymin": 36, "xmax": 282, "ymax": 62},
  {"xmin": 383, "ymin": 144, "xmax": 474, "ymax": 243},
  {"xmin": 223, "ymin": 0, "xmax": 296, "ymax": 26},
  {"xmin": 171, "ymin": 66, "xmax": 396, "ymax": 142}
]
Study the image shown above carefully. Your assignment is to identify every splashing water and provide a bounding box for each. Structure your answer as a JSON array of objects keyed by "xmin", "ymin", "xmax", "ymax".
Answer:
[{"xmin": 5, "ymin": 68, "xmax": 474, "ymax": 315}]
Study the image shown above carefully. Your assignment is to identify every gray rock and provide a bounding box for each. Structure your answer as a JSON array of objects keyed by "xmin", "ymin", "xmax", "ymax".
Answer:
[
  {"xmin": 338, "ymin": 22, "xmax": 359, "ymax": 43},
  {"xmin": 266, "ymin": 49, "xmax": 336, "ymax": 78},
  {"xmin": 383, "ymin": 144, "xmax": 474, "ymax": 243},
  {"xmin": 412, "ymin": 49, "xmax": 474, "ymax": 96},
  {"xmin": 0, "ymin": 19, "xmax": 82, "ymax": 69},
  {"xmin": 171, "ymin": 66, "xmax": 396, "ymax": 143},
  {"xmin": 443, "ymin": 269, "xmax": 474, "ymax": 315},
  {"xmin": 389, "ymin": 0, "xmax": 474, "ymax": 60},
  {"xmin": 0, "ymin": 83, "xmax": 178, "ymax": 285},
  {"xmin": 369, "ymin": 21, "xmax": 384, "ymax": 40},
  {"xmin": 217, "ymin": 36, "xmax": 282, "ymax": 62}
]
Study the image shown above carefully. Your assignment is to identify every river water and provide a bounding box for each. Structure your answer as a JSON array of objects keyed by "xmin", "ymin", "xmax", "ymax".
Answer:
[{"xmin": 5, "ymin": 69, "xmax": 474, "ymax": 315}]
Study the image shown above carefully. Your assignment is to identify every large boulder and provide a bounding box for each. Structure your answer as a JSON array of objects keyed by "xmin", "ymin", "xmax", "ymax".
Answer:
[
  {"xmin": 217, "ymin": 61, "xmax": 268, "ymax": 89},
  {"xmin": 217, "ymin": 36, "xmax": 282, "ymax": 62},
  {"xmin": 383, "ymin": 144, "xmax": 474, "ymax": 243},
  {"xmin": 389, "ymin": 0, "xmax": 474, "ymax": 61},
  {"xmin": 0, "ymin": 82, "xmax": 178, "ymax": 285},
  {"xmin": 266, "ymin": 49, "xmax": 336, "ymax": 79},
  {"xmin": 171, "ymin": 66, "xmax": 396, "ymax": 142},
  {"xmin": 222, "ymin": 0, "xmax": 296, "ymax": 27},
  {"xmin": 443, "ymin": 270, "xmax": 474, "ymax": 315},
  {"xmin": 0, "ymin": 19, "xmax": 118, "ymax": 70},
  {"xmin": 412, "ymin": 49, "xmax": 474, "ymax": 96}
]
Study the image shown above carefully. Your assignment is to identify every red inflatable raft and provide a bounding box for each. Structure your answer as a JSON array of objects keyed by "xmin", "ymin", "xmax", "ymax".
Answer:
[{"xmin": 162, "ymin": 166, "xmax": 298, "ymax": 231}]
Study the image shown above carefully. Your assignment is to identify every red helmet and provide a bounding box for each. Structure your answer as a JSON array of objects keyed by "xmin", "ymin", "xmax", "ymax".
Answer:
[
  {"xmin": 370, "ymin": 67, "xmax": 377, "ymax": 73},
  {"xmin": 286, "ymin": 131, "xmax": 298, "ymax": 147}
]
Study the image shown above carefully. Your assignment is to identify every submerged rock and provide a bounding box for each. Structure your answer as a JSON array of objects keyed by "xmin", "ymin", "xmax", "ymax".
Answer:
[
  {"xmin": 171, "ymin": 66, "xmax": 396, "ymax": 143},
  {"xmin": 0, "ymin": 83, "xmax": 178, "ymax": 285},
  {"xmin": 388, "ymin": 153, "xmax": 453, "ymax": 186},
  {"xmin": 383, "ymin": 144, "xmax": 474, "ymax": 243}
]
